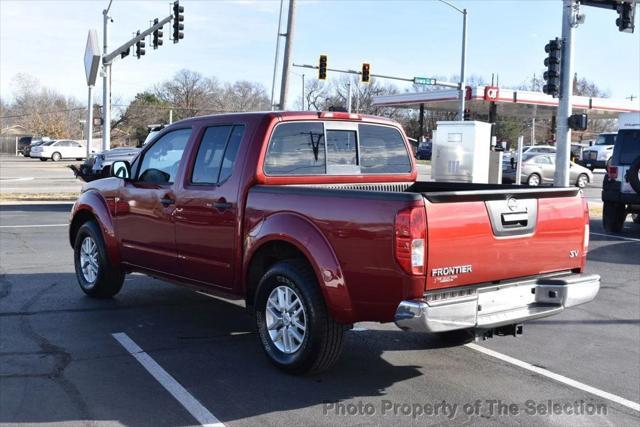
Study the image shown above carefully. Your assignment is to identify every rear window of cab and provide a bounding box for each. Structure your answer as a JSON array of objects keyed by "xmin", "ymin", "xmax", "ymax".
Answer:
[{"xmin": 263, "ymin": 121, "xmax": 412, "ymax": 176}]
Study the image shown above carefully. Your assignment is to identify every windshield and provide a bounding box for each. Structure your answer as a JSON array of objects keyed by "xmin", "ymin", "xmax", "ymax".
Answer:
[{"xmin": 595, "ymin": 134, "xmax": 616, "ymax": 146}]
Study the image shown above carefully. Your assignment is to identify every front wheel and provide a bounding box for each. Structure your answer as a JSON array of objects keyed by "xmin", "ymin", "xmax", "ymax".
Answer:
[
  {"xmin": 254, "ymin": 260, "xmax": 345, "ymax": 375},
  {"xmin": 51, "ymin": 152, "xmax": 61, "ymax": 162},
  {"xmin": 576, "ymin": 173, "xmax": 589, "ymax": 188},
  {"xmin": 602, "ymin": 202, "xmax": 627, "ymax": 233},
  {"xmin": 39, "ymin": 158, "xmax": 47, "ymax": 162},
  {"xmin": 74, "ymin": 220, "xmax": 124, "ymax": 298},
  {"xmin": 527, "ymin": 173, "xmax": 541, "ymax": 186}
]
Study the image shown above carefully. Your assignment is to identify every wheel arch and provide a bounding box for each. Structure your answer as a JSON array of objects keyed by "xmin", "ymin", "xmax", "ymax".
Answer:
[
  {"xmin": 244, "ymin": 212, "xmax": 354, "ymax": 324},
  {"xmin": 69, "ymin": 191, "xmax": 121, "ymax": 265}
]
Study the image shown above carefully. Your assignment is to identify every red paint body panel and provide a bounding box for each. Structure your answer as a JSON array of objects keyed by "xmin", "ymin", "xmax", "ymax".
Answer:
[
  {"xmin": 425, "ymin": 197, "xmax": 585, "ymax": 290},
  {"xmin": 69, "ymin": 111, "xmax": 589, "ymax": 325}
]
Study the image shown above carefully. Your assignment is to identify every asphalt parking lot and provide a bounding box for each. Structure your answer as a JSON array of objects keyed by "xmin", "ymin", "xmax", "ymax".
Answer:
[{"xmin": 0, "ymin": 204, "xmax": 638, "ymax": 426}]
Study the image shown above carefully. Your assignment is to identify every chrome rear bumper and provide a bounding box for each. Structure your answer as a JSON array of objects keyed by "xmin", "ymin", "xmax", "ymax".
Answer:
[{"xmin": 394, "ymin": 273, "xmax": 600, "ymax": 333}]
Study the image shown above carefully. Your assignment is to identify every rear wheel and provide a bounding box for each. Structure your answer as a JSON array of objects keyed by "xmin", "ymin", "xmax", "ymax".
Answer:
[
  {"xmin": 51, "ymin": 152, "xmax": 61, "ymax": 162},
  {"xmin": 254, "ymin": 260, "xmax": 345, "ymax": 375},
  {"xmin": 527, "ymin": 173, "xmax": 541, "ymax": 186},
  {"xmin": 576, "ymin": 173, "xmax": 589, "ymax": 188},
  {"xmin": 73, "ymin": 220, "xmax": 124, "ymax": 298},
  {"xmin": 602, "ymin": 202, "xmax": 627, "ymax": 233}
]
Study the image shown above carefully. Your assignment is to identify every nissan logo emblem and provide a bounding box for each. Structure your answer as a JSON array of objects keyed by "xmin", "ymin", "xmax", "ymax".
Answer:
[{"xmin": 507, "ymin": 197, "xmax": 519, "ymax": 211}]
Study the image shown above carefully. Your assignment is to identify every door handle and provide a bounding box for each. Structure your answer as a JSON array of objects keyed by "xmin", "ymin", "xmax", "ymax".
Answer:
[
  {"xmin": 213, "ymin": 198, "xmax": 232, "ymax": 210},
  {"xmin": 160, "ymin": 196, "xmax": 175, "ymax": 207}
]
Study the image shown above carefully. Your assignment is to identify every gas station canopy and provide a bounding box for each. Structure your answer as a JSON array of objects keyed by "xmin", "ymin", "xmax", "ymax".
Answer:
[{"xmin": 372, "ymin": 85, "xmax": 640, "ymax": 119}]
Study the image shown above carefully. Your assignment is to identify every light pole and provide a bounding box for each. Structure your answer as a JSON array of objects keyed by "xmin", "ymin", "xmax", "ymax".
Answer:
[
  {"xmin": 435, "ymin": 0, "xmax": 467, "ymax": 120},
  {"xmin": 102, "ymin": 0, "xmax": 114, "ymax": 151}
]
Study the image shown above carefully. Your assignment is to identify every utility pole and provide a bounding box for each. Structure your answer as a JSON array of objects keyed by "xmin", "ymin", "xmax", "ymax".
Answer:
[
  {"xmin": 270, "ymin": 0, "xmax": 284, "ymax": 110},
  {"xmin": 279, "ymin": 0, "xmax": 296, "ymax": 110},
  {"xmin": 102, "ymin": 0, "xmax": 113, "ymax": 151},
  {"xmin": 554, "ymin": 0, "xmax": 579, "ymax": 187},
  {"xmin": 347, "ymin": 81, "xmax": 352, "ymax": 113}
]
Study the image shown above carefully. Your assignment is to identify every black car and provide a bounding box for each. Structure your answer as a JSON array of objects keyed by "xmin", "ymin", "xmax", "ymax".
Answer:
[
  {"xmin": 17, "ymin": 136, "xmax": 34, "ymax": 156},
  {"xmin": 416, "ymin": 141, "xmax": 432, "ymax": 160}
]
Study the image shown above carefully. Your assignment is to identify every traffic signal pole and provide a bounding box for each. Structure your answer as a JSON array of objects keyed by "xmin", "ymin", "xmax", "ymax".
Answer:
[{"xmin": 554, "ymin": 0, "xmax": 578, "ymax": 187}]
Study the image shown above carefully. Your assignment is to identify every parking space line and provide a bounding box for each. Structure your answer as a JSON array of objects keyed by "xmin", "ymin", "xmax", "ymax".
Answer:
[
  {"xmin": 0, "ymin": 224, "xmax": 67, "ymax": 228},
  {"xmin": 112, "ymin": 333, "xmax": 225, "ymax": 427},
  {"xmin": 590, "ymin": 232, "xmax": 640, "ymax": 242},
  {"xmin": 466, "ymin": 343, "xmax": 640, "ymax": 412}
]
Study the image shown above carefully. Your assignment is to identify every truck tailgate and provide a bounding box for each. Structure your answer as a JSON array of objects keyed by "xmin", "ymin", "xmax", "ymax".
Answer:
[{"xmin": 421, "ymin": 187, "xmax": 587, "ymax": 290}]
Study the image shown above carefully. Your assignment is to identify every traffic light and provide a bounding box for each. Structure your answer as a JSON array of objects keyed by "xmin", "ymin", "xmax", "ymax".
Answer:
[
  {"xmin": 135, "ymin": 31, "xmax": 146, "ymax": 59},
  {"xmin": 318, "ymin": 54, "xmax": 327, "ymax": 80},
  {"xmin": 153, "ymin": 18, "xmax": 163, "ymax": 49},
  {"xmin": 173, "ymin": 1, "xmax": 184, "ymax": 43},
  {"xmin": 568, "ymin": 113, "xmax": 588, "ymax": 131},
  {"xmin": 543, "ymin": 37, "xmax": 562, "ymax": 98},
  {"xmin": 616, "ymin": 2, "xmax": 635, "ymax": 33},
  {"xmin": 361, "ymin": 63, "xmax": 370, "ymax": 83}
]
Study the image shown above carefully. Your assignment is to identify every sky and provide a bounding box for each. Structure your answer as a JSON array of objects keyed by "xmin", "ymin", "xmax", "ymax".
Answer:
[{"xmin": 1, "ymin": 0, "xmax": 639, "ymax": 110}]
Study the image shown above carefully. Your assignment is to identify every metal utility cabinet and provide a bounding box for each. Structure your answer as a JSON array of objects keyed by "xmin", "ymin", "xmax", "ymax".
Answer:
[{"xmin": 431, "ymin": 121, "xmax": 492, "ymax": 183}]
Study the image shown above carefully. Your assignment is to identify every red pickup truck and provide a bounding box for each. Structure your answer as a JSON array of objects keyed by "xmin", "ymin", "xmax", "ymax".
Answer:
[{"xmin": 69, "ymin": 111, "xmax": 600, "ymax": 374}]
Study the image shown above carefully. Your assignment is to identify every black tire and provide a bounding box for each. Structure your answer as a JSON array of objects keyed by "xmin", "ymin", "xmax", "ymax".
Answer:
[
  {"xmin": 39, "ymin": 158, "xmax": 47, "ymax": 162},
  {"xmin": 527, "ymin": 173, "xmax": 541, "ymax": 186},
  {"xmin": 73, "ymin": 220, "xmax": 124, "ymax": 298},
  {"xmin": 602, "ymin": 202, "xmax": 627, "ymax": 233},
  {"xmin": 628, "ymin": 156, "xmax": 640, "ymax": 194},
  {"xmin": 254, "ymin": 259, "xmax": 345, "ymax": 375},
  {"xmin": 51, "ymin": 152, "xmax": 61, "ymax": 162}
]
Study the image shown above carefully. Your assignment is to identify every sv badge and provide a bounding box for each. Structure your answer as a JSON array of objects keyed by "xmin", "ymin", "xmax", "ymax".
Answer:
[{"xmin": 569, "ymin": 250, "xmax": 579, "ymax": 258}]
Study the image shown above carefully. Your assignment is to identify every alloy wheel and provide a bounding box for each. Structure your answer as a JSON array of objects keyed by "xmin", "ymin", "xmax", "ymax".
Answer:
[
  {"xmin": 80, "ymin": 236, "xmax": 99, "ymax": 284},
  {"xmin": 265, "ymin": 285, "xmax": 307, "ymax": 354}
]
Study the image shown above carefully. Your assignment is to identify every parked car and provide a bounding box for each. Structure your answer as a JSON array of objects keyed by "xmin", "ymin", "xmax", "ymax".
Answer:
[
  {"xmin": 502, "ymin": 153, "xmax": 593, "ymax": 187},
  {"xmin": 23, "ymin": 139, "xmax": 50, "ymax": 157},
  {"xmin": 416, "ymin": 140, "xmax": 432, "ymax": 160},
  {"xmin": 30, "ymin": 140, "xmax": 86, "ymax": 161},
  {"xmin": 69, "ymin": 111, "xmax": 599, "ymax": 374},
  {"xmin": 580, "ymin": 132, "xmax": 617, "ymax": 170},
  {"xmin": 602, "ymin": 112, "xmax": 640, "ymax": 232}
]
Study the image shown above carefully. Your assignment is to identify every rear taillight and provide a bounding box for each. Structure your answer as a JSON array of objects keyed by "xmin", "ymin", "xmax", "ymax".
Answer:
[
  {"xmin": 395, "ymin": 206, "xmax": 426, "ymax": 275},
  {"xmin": 581, "ymin": 196, "xmax": 590, "ymax": 269},
  {"xmin": 607, "ymin": 165, "xmax": 618, "ymax": 179}
]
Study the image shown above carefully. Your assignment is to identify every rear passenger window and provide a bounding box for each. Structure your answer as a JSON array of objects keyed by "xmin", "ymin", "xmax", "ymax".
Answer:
[
  {"xmin": 191, "ymin": 125, "xmax": 244, "ymax": 184},
  {"xmin": 359, "ymin": 124, "xmax": 411, "ymax": 174},
  {"xmin": 264, "ymin": 122, "xmax": 325, "ymax": 175}
]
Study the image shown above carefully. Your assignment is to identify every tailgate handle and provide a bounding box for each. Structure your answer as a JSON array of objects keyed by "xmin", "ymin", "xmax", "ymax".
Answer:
[{"xmin": 501, "ymin": 212, "xmax": 528, "ymax": 227}]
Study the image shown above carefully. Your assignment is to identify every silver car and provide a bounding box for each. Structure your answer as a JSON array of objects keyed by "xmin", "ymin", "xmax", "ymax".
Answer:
[{"xmin": 503, "ymin": 153, "xmax": 593, "ymax": 187}]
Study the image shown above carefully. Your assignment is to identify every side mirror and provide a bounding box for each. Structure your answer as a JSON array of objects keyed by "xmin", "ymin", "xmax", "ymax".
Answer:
[{"xmin": 111, "ymin": 160, "xmax": 131, "ymax": 179}]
